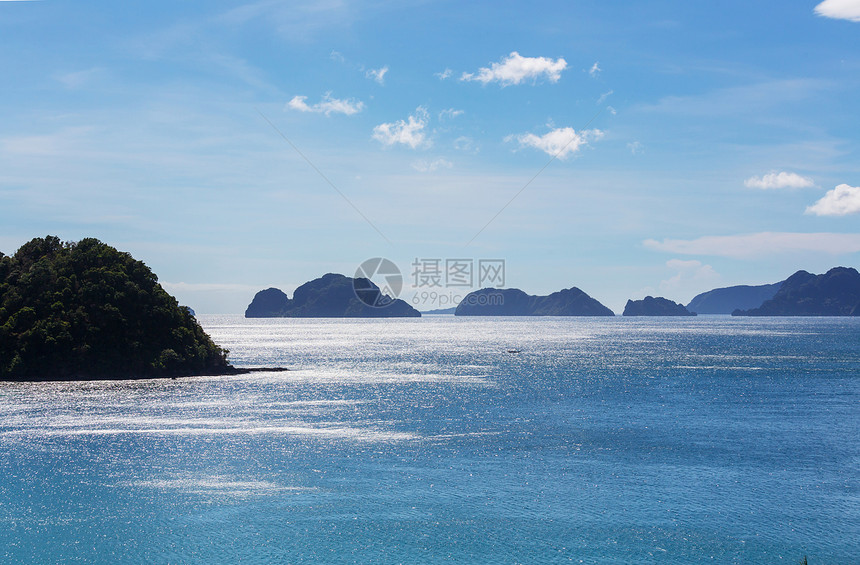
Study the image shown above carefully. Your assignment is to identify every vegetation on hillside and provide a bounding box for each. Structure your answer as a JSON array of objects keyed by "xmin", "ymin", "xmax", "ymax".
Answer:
[
  {"xmin": 0, "ymin": 236, "xmax": 231, "ymax": 380},
  {"xmin": 734, "ymin": 267, "xmax": 860, "ymax": 316}
]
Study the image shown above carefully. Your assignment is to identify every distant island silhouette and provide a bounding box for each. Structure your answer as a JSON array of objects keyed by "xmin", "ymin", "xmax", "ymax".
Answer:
[
  {"xmin": 454, "ymin": 287, "xmax": 614, "ymax": 316},
  {"xmin": 0, "ymin": 236, "xmax": 259, "ymax": 381},
  {"xmin": 686, "ymin": 281, "xmax": 783, "ymax": 314},
  {"xmin": 733, "ymin": 267, "xmax": 860, "ymax": 316},
  {"xmin": 421, "ymin": 306, "xmax": 457, "ymax": 315},
  {"xmin": 245, "ymin": 273, "xmax": 421, "ymax": 318},
  {"xmin": 623, "ymin": 296, "xmax": 696, "ymax": 316},
  {"xmin": 5, "ymin": 236, "xmax": 858, "ymax": 383}
]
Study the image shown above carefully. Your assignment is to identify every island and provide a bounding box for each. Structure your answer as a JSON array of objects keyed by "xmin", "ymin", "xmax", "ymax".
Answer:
[
  {"xmin": 733, "ymin": 267, "xmax": 860, "ymax": 316},
  {"xmin": 421, "ymin": 307, "xmax": 457, "ymax": 315},
  {"xmin": 454, "ymin": 287, "xmax": 614, "ymax": 316},
  {"xmin": 623, "ymin": 296, "xmax": 696, "ymax": 316},
  {"xmin": 686, "ymin": 281, "xmax": 783, "ymax": 314},
  {"xmin": 0, "ymin": 236, "xmax": 251, "ymax": 381},
  {"xmin": 245, "ymin": 273, "xmax": 421, "ymax": 317}
]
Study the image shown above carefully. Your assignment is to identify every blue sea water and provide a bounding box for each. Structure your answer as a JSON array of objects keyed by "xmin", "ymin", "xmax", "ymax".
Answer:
[{"xmin": 0, "ymin": 315, "xmax": 858, "ymax": 564}]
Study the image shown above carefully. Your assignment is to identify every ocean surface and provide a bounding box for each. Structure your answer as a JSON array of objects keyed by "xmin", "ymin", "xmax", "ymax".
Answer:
[{"xmin": 1, "ymin": 315, "xmax": 858, "ymax": 564}]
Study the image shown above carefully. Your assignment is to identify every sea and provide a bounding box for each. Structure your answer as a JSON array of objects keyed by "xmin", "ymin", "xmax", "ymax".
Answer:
[{"xmin": 0, "ymin": 315, "xmax": 858, "ymax": 564}]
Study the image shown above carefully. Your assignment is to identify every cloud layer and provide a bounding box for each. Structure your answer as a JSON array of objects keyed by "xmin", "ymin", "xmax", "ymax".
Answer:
[
  {"xmin": 806, "ymin": 184, "xmax": 860, "ymax": 216},
  {"xmin": 372, "ymin": 107, "xmax": 429, "ymax": 148},
  {"xmin": 815, "ymin": 0, "xmax": 860, "ymax": 21},
  {"xmin": 461, "ymin": 52, "xmax": 567, "ymax": 86},
  {"xmin": 411, "ymin": 158, "xmax": 452, "ymax": 172},
  {"xmin": 508, "ymin": 127, "xmax": 603, "ymax": 159},
  {"xmin": 435, "ymin": 68, "xmax": 452, "ymax": 80},
  {"xmin": 660, "ymin": 259, "xmax": 719, "ymax": 293},
  {"xmin": 287, "ymin": 93, "xmax": 364, "ymax": 116},
  {"xmin": 644, "ymin": 232, "xmax": 860, "ymax": 258},
  {"xmin": 744, "ymin": 171, "xmax": 814, "ymax": 190},
  {"xmin": 366, "ymin": 66, "xmax": 388, "ymax": 85}
]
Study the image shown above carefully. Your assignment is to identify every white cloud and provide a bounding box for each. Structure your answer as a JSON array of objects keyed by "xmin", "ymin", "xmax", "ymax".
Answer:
[
  {"xmin": 453, "ymin": 136, "xmax": 478, "ymax": 153},
  {"xmin": 814, "ymin": 0, "xmax": 860, "ymax": 21},
  {"xmin": 286, "ymin": 93, "xmax": 364, "ymax": 116},
  {"xmin": 659, "ymin": 259, "xmax": 720, "ymax": 293},
  {"xmin": 507, "ymin": 127, "xmax": 603, "ymax": 159},
  {"xmin": 644, "ymin": 232, "xmax": 860, "ymax": 258},
  {"xmin": 435, "ymin": 68, "xmax": 453, "ymax": 80},
  {"xmin": 372, "ymin": 107, "xmax": 430, "ymax": 149},
  {"xmin": 366, "ymin": 66, "xmax": 388, "ymax": 85},
  {"xmin": 744, "ymin": 171, "xmax": 814, "ymax": 190},
  {"xmin": 411, "ymin": 158, "xmax": 453, "ymax": 172},
  {"xmin": 666, "ymin": 259, "xmax": 706, "ymax": 271},
  {"xmin": 806, "ymin": 184, "xmax": 860, "ymax": 216},
  {"xmin": 627, "ymin": 141, "xmax": 643, "ymax": 155},
  {"xmin": 597, "ymin": 89, "xmax": 613, "ymax": 104},
  {"xmin": 439, "ymin": 108, "xmax": 464, "ymax": 120},
  {"xmin": 589, "ymin": 61, "xmax": 601, "ymax": 77},
  {"xmin": 461, "ymin": 52, "xmax": 567, "ymax": 86}
]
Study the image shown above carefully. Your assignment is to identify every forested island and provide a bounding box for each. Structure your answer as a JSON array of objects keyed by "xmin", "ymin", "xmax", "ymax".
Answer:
[
  {"xmin": 733, "ymin": 267, "xmax": 860, "ymax": 316},
  {"xmin": 0, "ymin": 236, "xmax": 241, "ymax": 381},
  {"xmin": 454, "ymin": 287, "xmax": 614, "ymax": 316},
  {"xmin": 685, "ymin": 281, "xmax": 783, "ymax": 314},
  {"xmin": 623, "ymin": 296, "xmax": 696, "ymax": 316},
  {"xmin": 245, "ymin": 273, "xmax": 420, "ymax": 317}
]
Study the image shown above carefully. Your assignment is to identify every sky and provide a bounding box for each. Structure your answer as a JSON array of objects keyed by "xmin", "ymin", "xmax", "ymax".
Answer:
[{"xmin": 1, "ymin": 0, "xmax": 859, "ymax": 314}]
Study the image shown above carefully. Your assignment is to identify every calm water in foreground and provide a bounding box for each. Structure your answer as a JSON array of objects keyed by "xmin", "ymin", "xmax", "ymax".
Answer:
[{"xmin": 0, "ymin": 316, "xmax": 858, "ymax": 564}]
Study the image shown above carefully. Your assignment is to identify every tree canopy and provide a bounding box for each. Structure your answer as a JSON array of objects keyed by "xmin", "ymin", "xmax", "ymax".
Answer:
[{"xmin": 0, "ymin": 236, "xmax": 231, "ymax": 380}]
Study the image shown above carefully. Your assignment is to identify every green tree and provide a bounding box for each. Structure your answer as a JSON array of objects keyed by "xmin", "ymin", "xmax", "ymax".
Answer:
[{"xmin": 0, "ymin": 236, "xmax": 232, "ymax": 380}]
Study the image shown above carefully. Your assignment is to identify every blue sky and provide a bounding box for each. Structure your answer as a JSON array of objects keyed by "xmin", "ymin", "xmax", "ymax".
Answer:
[{"xmin": 1, "ymin": 0, "xmax": 859, "ymax": 314}]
